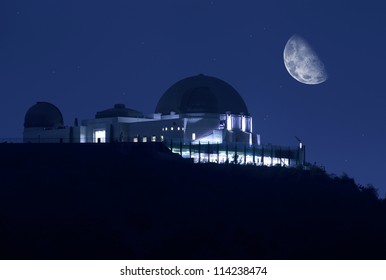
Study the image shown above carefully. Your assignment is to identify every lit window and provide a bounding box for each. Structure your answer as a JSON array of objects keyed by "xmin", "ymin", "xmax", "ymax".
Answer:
[
  {"xmin": 226, "ymin": 114, "xmax": 232, "ymax": 130},
  {"xmin": 165, "ymin": 127, "xmax": 168, "ymax": 131},
  {"xmin": 241, "ymin": 115, "xmax": 246, "ymax": 132},
  {"xmin": 142, "ymin": 136, "xmax": 147, "ymax": 142},
  {"xmin": 182, "ymin": 127, "xmax": 185, "ymax": 131},
  {"xmin": 162, "ymin": 128, "xmax": 164, "ymax": 131},
  {"xmin": 171, "ymin": 127, "xmax": 173, "ymax": 131},
  {"xmin": 93, "ymin": 130, "xmax": 106, "ymax": 143},
  {"xmin": 151, "ymin": 136, "xmax": 156, "ymax": 142},
  {"xmin": 133, "ymin": 137, "xmax": 138, "ymax": 142},
  {"xmin": 177, "ymin": 127, "xmax": 180, "ymax": 131},
  {"xmin": 192, "ymin": 133, "xmax": 196, "ymax": 140},
  {"xmin": 160, "ymin": 135, "xmax": 164, "ymax": 141}
]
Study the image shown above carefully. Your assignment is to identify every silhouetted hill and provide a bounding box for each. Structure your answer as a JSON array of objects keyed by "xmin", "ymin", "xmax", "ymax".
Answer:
[{"xmin": 0, "ymin": 143, "xmax": 384, "ymax": 259}]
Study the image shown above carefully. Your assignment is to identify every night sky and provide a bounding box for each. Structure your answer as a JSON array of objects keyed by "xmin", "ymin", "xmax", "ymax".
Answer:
[{"xmin": 1, "ymin": 1, "xmax": 385, "ymax": 195}]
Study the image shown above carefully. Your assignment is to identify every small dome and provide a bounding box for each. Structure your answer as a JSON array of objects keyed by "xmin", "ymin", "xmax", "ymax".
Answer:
[
  {"xmin": 96, "ymin": 104, "xmax": 144, "ymax": 118},
  {"xmin": 155, "ymin": 74, "xmax": 249, "ymax": 115},
  {"xmin": 24, "ymin": 102, "xmax": 64, "ymax": 128}
]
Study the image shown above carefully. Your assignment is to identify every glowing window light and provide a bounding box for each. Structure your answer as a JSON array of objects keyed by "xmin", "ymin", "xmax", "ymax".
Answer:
[
  {"xmin": 162, "ymin": 128, "xmax": 164, "ymax": 131},
  {"xmin": 133, "ymin": 137, "xmax": 138, "ymax": 143},
  {"xmin": 177, "ymin": 127, "xmax": 180, "ymax": 131},
  {"xmin": 142, "ymin": 136, "xmax": 147, "ymax": 142},
  {"xmin": 151, "ymin": 136, "xmax": 156, "ymax": 142},
  {"xmin": 165, "ymin": 127, "xmax": 168, "ymax": 131},
  {"xmin": 93, "ymin": 130, "xmax": 106, "ymax": 143},
  {"xmin": 241, "ymin": 116, "xmax": 246, "ymax": 132},
  {"xmin": 171, "ymin": 127, "xmax": 173, "ymax": 131},
  {"xmin": 160, "ymin": 135, "xmax": 164, "ymax": 141},
  {"xmin": 226, "ymin": 114, "xmax": 232, "ymax": 130},
  {"xmin": 80, "ymin": 133, "xmax": 86, "ymax": 143},
  {"xmin": 192, "ymin": 133, "xmax": 196, "ymax": 140}
]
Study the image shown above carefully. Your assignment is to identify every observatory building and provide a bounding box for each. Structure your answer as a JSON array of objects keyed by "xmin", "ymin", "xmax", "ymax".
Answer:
[{"xmin": 23, "ymin": 74, "xmax": 305, "ymax": 166}]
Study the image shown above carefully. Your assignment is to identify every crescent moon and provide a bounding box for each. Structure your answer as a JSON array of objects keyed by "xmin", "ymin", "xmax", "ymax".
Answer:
[{"xmin": 283, "ymin": 35, "xmax": 327, "ymax": 85}]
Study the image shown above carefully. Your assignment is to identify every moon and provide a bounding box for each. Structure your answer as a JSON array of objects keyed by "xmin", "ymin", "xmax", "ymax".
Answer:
[{"xmin": 283, "ymin": 35, "xmax": 327, "ymax": 85}]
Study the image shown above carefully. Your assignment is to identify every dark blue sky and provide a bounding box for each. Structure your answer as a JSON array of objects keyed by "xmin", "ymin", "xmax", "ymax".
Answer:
[{"xmin": 1, "ymin": 1, "xmax": 386, "ymax": 195}]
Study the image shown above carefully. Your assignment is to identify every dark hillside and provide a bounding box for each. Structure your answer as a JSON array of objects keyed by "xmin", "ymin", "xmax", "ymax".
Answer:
[{"xmin": 0, "ymin": 143, "xmax": 384, "ymax": 259}]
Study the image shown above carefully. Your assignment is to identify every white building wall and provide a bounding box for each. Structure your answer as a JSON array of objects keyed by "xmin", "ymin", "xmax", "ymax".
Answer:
[
  {"xmin": 23, "ymin": 127, "xmax": 71, "ymax": 143},
  {"xmin": 24, "ymin": 112, "xmax": 259, "ymax": 146}
]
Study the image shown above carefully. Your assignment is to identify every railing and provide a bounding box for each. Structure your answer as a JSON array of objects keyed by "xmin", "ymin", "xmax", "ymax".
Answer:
[
  {"xmin": 163, "ymin": 140, "xmax": 305, "ymax": 167},
  {"xmin": 1, "ymin": 138, "xmax": 305, "ymax": 167}
]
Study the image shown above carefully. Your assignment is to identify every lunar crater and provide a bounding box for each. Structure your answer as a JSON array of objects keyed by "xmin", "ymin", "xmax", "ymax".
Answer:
[{"xmin": 283, "ymin": 35, "xmax": 327, "ymax": 85}]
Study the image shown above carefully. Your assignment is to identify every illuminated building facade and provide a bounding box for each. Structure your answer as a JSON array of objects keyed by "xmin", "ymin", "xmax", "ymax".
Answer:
[{"xmin": 23, "ymin": 74, "xmax": 305, "ymax": 166}]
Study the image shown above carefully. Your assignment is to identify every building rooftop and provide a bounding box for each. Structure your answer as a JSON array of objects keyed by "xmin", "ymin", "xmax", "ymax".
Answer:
[{"xmin": 95, "ymin": 104, "xmax": 144, "ymax": 119}]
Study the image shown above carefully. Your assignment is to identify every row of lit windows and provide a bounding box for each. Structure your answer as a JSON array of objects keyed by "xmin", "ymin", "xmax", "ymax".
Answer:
[
  {"xmin": 133, "ymin": 135, "xmax": 164, "ymax": 143},
  {"xmin": 132, "ymin": 133, "xmax": 197, "ymax": 142},
  {"xmin": 162, "ymin": 127, "xmax": 184, "ymax": 131}
]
